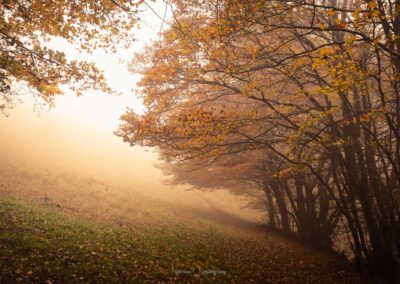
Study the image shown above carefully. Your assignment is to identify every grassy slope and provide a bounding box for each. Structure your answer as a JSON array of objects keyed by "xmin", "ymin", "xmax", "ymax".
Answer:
[{"xmin": 0, "ymin": 166, "xmax": 365, "ymax": 283}]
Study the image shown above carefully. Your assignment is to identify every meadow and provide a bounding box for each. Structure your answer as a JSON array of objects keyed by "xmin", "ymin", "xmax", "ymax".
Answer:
[{"xmin": 0, "ymin": 162, "xmax": 365, "ymax": 283}]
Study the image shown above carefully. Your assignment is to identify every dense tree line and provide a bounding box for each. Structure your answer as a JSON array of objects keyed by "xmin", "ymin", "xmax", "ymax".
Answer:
[{"xmin": 117, "ymin": 0, "xmax": 400, "ymax": 281}]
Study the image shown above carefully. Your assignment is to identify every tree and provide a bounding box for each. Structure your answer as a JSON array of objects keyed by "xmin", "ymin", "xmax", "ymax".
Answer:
[
  {"xmin": 0, "ymin": 0, "xmax": 141, "ymax": 109},
  {"xmin": 118, "ymin": 0, "xmax": 400, "ymax": 280}
]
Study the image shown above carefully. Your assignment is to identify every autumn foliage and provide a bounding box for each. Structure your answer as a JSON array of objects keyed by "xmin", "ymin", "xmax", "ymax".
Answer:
[
  {"xmin": 117, "ymin": 0, "xmax": 400, "ymax": 281},
  {"xmin": 0, "ymin": 0, "xmax": 141, "ymax": 109}
]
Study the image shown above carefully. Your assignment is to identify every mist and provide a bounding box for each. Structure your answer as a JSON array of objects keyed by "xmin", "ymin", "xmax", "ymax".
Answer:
[
  {"xmin": 0, "ymin": 96, "xmax": 260, "ymax": 222},
  {"xmin": 0, "ymin": 0, "xmax": 379, "ymax": 281}
]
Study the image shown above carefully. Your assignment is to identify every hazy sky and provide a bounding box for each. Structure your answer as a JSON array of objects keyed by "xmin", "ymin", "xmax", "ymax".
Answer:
[
  {"xmin": 0, "ymin": 2, "xmax": 260, "ymax": 221},
  {"xmin": 46, "ymin": 1, "xmax": 172, "ymax": 130},
  {"xmin": 1, "ymin": 1, "xmax": 172, "ymax": 187}
]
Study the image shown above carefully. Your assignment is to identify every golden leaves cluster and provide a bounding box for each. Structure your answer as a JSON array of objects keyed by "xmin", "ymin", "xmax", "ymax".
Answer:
[{"xmin": 1, "ymin": 0, "xmax": 141, "ymax": 103}]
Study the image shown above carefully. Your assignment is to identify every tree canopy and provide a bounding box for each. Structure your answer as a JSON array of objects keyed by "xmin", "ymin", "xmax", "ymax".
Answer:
[
  {"xmin": 117, "ymin": 0, "xmax": 400, "ymax": 281},
  {"xmin": 0, "ymin": 0, "xmax": 142, "ymax": 110}
]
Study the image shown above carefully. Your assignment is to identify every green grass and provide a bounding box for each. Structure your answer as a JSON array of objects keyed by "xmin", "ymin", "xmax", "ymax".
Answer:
[
  {"xmin": 0, "ymin": 197, "xmax": 223, "ymax": 283},
  {"xmin": 0, "ymin": 166, "xmax": 366, "ymax": 283},
  {"xmin": 0, "ymin": 197, "xmax": 365, "ymax": 283}
]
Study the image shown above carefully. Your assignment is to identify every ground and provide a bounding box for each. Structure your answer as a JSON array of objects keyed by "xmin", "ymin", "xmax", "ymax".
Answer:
[{"xmin": 0, "ymin": 164, "xmax": 366, "ymax": 283}]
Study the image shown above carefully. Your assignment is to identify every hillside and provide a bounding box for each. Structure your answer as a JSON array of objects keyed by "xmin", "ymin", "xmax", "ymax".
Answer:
[{"xmin": 0, "ymin": 165, "xmax": 366, "ymax": 283}]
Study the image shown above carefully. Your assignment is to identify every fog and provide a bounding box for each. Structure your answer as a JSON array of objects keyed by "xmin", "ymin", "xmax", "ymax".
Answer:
[
  {"xmin": 0, "ymin": 0, "xmax": 260, "ymax": 228},
  {"xmin": 0, "ymin": 96, "xmax": 260, "ymax": 222}
]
